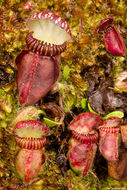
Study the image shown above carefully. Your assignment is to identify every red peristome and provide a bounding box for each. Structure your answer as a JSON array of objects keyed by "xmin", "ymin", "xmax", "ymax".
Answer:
[
  {"xmin": 15, "ymin": 136, "xmax": 47, "ymax": 149},
  {"xmin": 68, "ymin": 138, "xmax": 97, "ymax": 176},
  {"xmin": 69, "ymin": 112, "xmax": 103, "ymax": 136},
  {"xmin": 14, "ymin": 120, "xmax": 50, "ymax": 136},
  {"xmin": 98, "ymin": 117, "xmax": 122, "ymax": 129},
  {"xmin": 26, "ymin": 12, "xmax": 71, "ymax": 56},
  {"xmin": 104, "ymin": 26, "xmax": 125, "ymax": 56},
  {"xmin": 99, "ymin": 127, "xmax": 120, "ymax": 134},
  {"xmin": 26, "ymin": 32, "xmax": 66, "ymax": 56},
  {"xmin": 16, "ymin": 50, "xmax": 60, "ymax": 106},
  {"xmin": 98, "ymin": 18, "xmax": 113, "ymax": 33},
  {"xmin": 72, "ymin": 130, "xmax": 99, "ymax": 144},
  {"xmin": 28, "ymin": 12, "xmax": 72, "ymax": 37},
  {"xmin": 16, "ymin": 149, "xmax": 45, "ymax": 184},
  {"xmin": 99, "ymin": 128, "xmax": 119, "ymax": 161}
]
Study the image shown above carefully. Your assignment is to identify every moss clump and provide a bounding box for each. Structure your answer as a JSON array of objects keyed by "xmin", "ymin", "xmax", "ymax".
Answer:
[{"xmin": 0, "ymin": 0, "xmax": 127, "ymax": 189}]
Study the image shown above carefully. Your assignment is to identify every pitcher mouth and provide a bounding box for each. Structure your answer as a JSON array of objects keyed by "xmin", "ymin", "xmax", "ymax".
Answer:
[
  {"xmin": 69, "ymin": 112, "xmax": 103, "ymax": 136},
  {"xmin": 98, "ymin": 117, "xmax": 122, "ymax": 129},
  {"xmin": 26, "ymin": 12, "xmax": 71, "ymax": 56},
  {"xmin": 14, "ymin": 120, "xmax": 50, "ymax": 149}
]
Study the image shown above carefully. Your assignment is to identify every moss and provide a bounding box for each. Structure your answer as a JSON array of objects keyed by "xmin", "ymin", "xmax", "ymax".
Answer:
[
  {"xmin": 0, "ymin": 0, "xmax": 127, "ymax": 189},
  {"xmin": 99, "ymin": 176, "xmax": 127, "ymax": 190},
  {"xmin": 37, "ymin": 150, "xmax": 67, "ymax": 189}
]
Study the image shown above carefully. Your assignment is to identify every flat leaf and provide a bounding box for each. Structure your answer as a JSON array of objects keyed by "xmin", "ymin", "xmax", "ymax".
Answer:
[
  {"xmin": 88, "ymin": 103, "xmax": 99, "ymax": 115},
  {"xmin": 43, "ymin": 117, "xmax": 62, "ymax": 127},
  {"xmin": 38, "ymin": 109, "xmax": 46, "ymax": 116},
  {"xmin": 81, "ymin": 98, "xmax": 87, "ymax": 109},
  {"xmin": 63, "ymin": 65, "xmax": 70, "ymax": 79}
]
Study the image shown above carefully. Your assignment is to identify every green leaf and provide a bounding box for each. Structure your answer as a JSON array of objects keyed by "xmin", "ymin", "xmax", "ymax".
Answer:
[
  {"xmin": 103, "ymin": 111, "xmax": 124, "ymax": 120},
  {"xmin": 38, "ymin": 110, "xmax": 46, "ymax": 116},
  {"xmin": 43, "ymin": 117, "xmax": 62, "ymax": 127},
  {"xmin": 63, "ymin": 65, "xmax": 70, "ymax": 79},
  {"xmin": 88, "ymin": 103, "xmax": 99, "ymax": 115},
  {"xmin": 81, "ymin": 98, "xmax": 87, "ymax": 109}
]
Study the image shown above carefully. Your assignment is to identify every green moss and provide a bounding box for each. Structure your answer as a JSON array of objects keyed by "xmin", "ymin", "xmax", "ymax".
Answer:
[
  {"xmin": 99, "ymin": 176, "xmax": 127, "ymax": 190},
  {"xmin": 37, "ymin": 150, "xmax": 67, "ymax": 189},
  {"xmin": 0, "ymin": 0, "xmax": 127, "ymax": 189}
]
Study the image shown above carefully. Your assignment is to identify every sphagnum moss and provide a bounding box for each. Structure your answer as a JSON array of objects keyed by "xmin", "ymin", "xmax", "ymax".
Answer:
[{"xmin": 0, "ymin": 0, "xmax": 127, "ymax": 189}]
